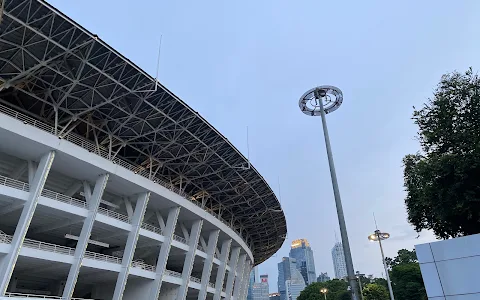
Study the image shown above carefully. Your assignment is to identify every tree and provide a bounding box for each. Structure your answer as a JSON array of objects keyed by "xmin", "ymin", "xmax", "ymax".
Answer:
[
  {"xmin": 297, "ymin": 280, "xmax": 348, "ymax": 300},
  {"xmin": 385, "ymin": 249, "xmax": 418, "ymax": 269},
  {"xmin": 336, "ymin": 292, "xmax": 351, "ymax": 300},
  {"xmin": 403, "ymin": 68, "xmax": 480, "ymax": 239},
  {"xmin": 370, "ymin": 278, "xmax": 388, "ymax": 291},
  {"xmin": 385, "ymin": 249, "xmax": 427, "ymax": 300},
  {"xmin": 362, "ymin": 284, "xmax": 389, "ymax": 300},
  {"xmin": 390, "ymin": 263, "xmax": 426, "ymax": 300}
]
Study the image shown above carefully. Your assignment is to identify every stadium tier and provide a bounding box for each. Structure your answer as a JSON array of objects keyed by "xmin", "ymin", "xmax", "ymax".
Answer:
[{"xmin": 0, "ymin": 0, "xmax": 287, "ymax": 299}]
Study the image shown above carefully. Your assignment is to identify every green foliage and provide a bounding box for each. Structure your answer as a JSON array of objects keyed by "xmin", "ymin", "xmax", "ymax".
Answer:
[
  {"xmin": 370, "ymin": 278, "xmax": 388, "ymax": 291},
  {"xmin": 385, "ymin": 249, "xmax": 427, "ymax": 300},
  {"xmin": 336, "ymin": 292, "xmax": 351, "ymax": 300},
  {"xmin": 390, "ymin": 263, "xmax": 426, "ymax": 300},
  {"xmin": 385, "ymin": 249, "xmax": 418, "ymax": 269},
  {"xmin": 362, "ymin": 284, "xmax": 389, "ymax": 300},
  {"xmin": 297, "ymin": 280, "xmax": 349, "ymax": 300},
  {"xmin": 403, "ymin": 68, "xmax": 480, "ymax": 238}
]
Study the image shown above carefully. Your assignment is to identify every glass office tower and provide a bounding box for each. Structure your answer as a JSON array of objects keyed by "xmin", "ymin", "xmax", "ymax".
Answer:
[{"xmin": 289, "ymin": 239, "xmax": 317, "ymax": 285}]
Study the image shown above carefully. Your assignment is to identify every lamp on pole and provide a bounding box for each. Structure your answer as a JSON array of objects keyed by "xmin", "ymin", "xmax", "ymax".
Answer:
[
  {"xmin": 368, "ymin": 230, "xmax": 395, "ymax": 300},
  {"xmin": 298, "ymin": 86, "xmax": 358, "ymax": 300},
  {"xmin": 355, "ymin": 271, "xmax": 365, "ymax": 300},
  {"xmin": 320, "ymin": 288, "xmax": 328, "ymax": 300}
]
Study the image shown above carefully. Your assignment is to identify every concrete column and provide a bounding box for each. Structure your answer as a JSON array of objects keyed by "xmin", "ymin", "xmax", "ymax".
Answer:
[
  {"xmin": 0, "ymin": 151, "xmax": 55, "ymax": 295},
  {"xmin": 147, "ymin": 207, "xmax": 180, "ymax": 300},
  {"xmin": 176, "ymin": 220, "xmax": 203, "ymax": 300},
  {"xmin": 198, "ymin": 230, "xmax": 220, "ymax": 300},
  {"xmin": 239, "ymin": 262, "xmax": 252, "ymax": 300},
  {"xmin": 113, "ymin": 192, "xmax": 150, "ymax": 300},
  {"xmin": 231, "ymin": 254, "xmax": 247, "ymax": 300},
  {"xmin": 213, "ymin": 239, "xmax": 232, "ymax": 300},
  {"xmin": 224, "ymin": 247, "xmax": 241, "ymax": 300},
  {"xmin": 62, "ymin": 174, "xmax": 109, "ymax": 299}
]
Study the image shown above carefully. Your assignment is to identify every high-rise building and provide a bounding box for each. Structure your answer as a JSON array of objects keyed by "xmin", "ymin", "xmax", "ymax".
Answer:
[
  {"xmin": 332, "ymin": 242, "xmax": 348, "ymax": 279},
  {"xmin": 252, "ymin": 275, "xmax": 269, "ymax": 300},
  {"xmin": 316, "ymin": 272, "xmax": 331, "ymax": 283},
  {"xmin": 285, "ymin": 280, "xmax": 306, "ymax": 300},
  {"xmin": 278, "ymin": 257, "xmax": 306, "ymax": 300},
  {"xmin": 289, "ymin": 239, "xmax": 317, "ymax": 285},
  {"xmin": 248, "ymin": 267, "xmax": 258, "ymax": 300}
]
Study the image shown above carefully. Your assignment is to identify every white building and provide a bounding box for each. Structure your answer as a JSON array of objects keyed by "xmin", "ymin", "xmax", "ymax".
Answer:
[
  {"xmin": 0, "ymin": 0, "xmax": 287, "ymax": 299},
  {"xmin": 331, "ymin": 243, "xmax": 347, "ymax": 279},
  {"xmin": 416, "ymin": 233, "xmax": 480, "ymax": 299}
]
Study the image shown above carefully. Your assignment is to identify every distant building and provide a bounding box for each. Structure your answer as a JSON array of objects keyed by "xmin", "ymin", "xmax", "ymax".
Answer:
[
  {"xmin": 252, "ymin": 274, "xmax": 269, "ymax": 300},
  {"xmin": 332, "ymin": 242, "xmax": 348, "ymax": 279},
  {"xmin": 278, "ymin": 257, "xmax": 306, "ymax": 300},
  {"xmin": 269, "ymin": 292, "xmax": 281, "ymax": 300},
  {"xmin": 289, "ymin": 239, "xmax": 317, "ymax": 285},
  {"xmin": 317, "ymin": 272, "xmax": 331, "ymax": 283},
  {"xmin": 285, "ymin": 279, "xmax": 306, "ymax": 300},
  {"xmin": 248, "ymin": 267, "xmax": 258, "ymax": 300}
]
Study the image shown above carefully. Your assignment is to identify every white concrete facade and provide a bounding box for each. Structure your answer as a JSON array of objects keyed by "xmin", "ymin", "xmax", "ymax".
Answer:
[
  {"xmin": 416, "ymin": 233, "xmax": 480, "ymax": 299},
  {"xmin": 0, "ymin": 109, "xmax": 253, "ymax": 300}
]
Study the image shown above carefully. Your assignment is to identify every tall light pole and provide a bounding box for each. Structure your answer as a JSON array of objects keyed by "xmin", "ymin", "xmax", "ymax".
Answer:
[
  {"xmin": 368, "ymin": 230, "xmax": 395, "ymax": 300},
  {"xmin": 298, "ymin": 86, "xmax": 358, "ymax": 300},
  {"xmin": 356, "ymin": 271, "xmax": 365, "ymax": 300}
]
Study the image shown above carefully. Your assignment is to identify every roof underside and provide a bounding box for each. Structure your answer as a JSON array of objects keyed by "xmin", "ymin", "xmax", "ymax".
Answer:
[{"xmin": 0, "ymin": 0, "xmax": 287, "ymax": 264}]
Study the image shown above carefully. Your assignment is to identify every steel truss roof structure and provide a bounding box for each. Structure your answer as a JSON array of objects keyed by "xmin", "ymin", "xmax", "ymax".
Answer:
[{"xmin": 0, "ymin": 0, "xmax": 286, "ymax": 264}]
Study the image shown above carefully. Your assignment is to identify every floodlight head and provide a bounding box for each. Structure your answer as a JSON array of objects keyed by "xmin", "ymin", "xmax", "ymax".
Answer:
[
  {"xmin": 298, "ymin": 85, "xmax": 343, "ymax": 116},
  {"xmin": 368, "ymin": 230, "xmax": 391, "ymax": 242}
]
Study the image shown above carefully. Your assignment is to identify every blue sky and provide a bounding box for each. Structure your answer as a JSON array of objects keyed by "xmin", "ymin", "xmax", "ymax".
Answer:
[{"xmin": 48, "ymin": 0, "xmax": 480, "ymax": 292}]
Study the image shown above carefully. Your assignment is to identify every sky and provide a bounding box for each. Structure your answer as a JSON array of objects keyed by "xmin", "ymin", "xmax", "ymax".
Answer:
[{"xmin": 48, "ymin": 0, "xmax": 480, "ymax": 292}]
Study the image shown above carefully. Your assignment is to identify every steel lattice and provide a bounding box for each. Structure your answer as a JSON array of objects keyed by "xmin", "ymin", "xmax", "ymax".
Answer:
[{"xmin": 0, "ymin": 0, "xmax": 287, "ymax": 264}]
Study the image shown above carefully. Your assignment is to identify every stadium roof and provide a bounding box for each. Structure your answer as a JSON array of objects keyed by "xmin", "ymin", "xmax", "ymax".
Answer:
[{"xmin": 0, "ymin": 0, "xmax": 287, "ymax": 264}]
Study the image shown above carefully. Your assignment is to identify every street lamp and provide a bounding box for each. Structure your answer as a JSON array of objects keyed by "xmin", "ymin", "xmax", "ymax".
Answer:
[
  {"xmin": 320, "ymin": 288, "xmax": 328, "ymax": 300},
  {"xmin": 298, "ymin": 86, "xmax": 358, "ymax": 300},
  {"xmin": 355, "ymin": 271, "xmax": 365, "ymax": 300},
  {"xmin": 368, "ymin": 230, "xmax": 395, "ymax": 300}
]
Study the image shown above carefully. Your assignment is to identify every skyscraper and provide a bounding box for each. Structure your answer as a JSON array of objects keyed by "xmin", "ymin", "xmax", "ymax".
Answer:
[
  {"xmin": 317, "ymin": 272, "xmax": 331, "ymax": 283},
  {"xmin": 285, "ymin": 279, "xmax": 306, "ymax": 300},
  {"xmin": 332, "ymin": 242, "xmax": 348, "ymax": 279},
  {"xmin": 252, "ymin": 275, "xmax": 270, "ymax": 300},
  {"xmin": 278, "ymin": 257, "xmax": 306, "ymax": 300},
  {"xmin": 289, "ymin": 239, "xmax": 317, "ymax": 285},
  {"xmin": 248, "ymin": 267, "xmax": 258, "ymax": 300}
]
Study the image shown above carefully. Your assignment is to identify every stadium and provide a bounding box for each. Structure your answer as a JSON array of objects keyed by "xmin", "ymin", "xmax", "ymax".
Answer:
[{"xmin": 0, "ymin": 0, "xmax": 287, "ymax": 299}]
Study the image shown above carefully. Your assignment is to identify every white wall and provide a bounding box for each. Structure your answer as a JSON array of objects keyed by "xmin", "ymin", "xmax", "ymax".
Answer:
[{"xmin": 415, "ymin": 233, "xmax": 480, "ymax": 299}]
